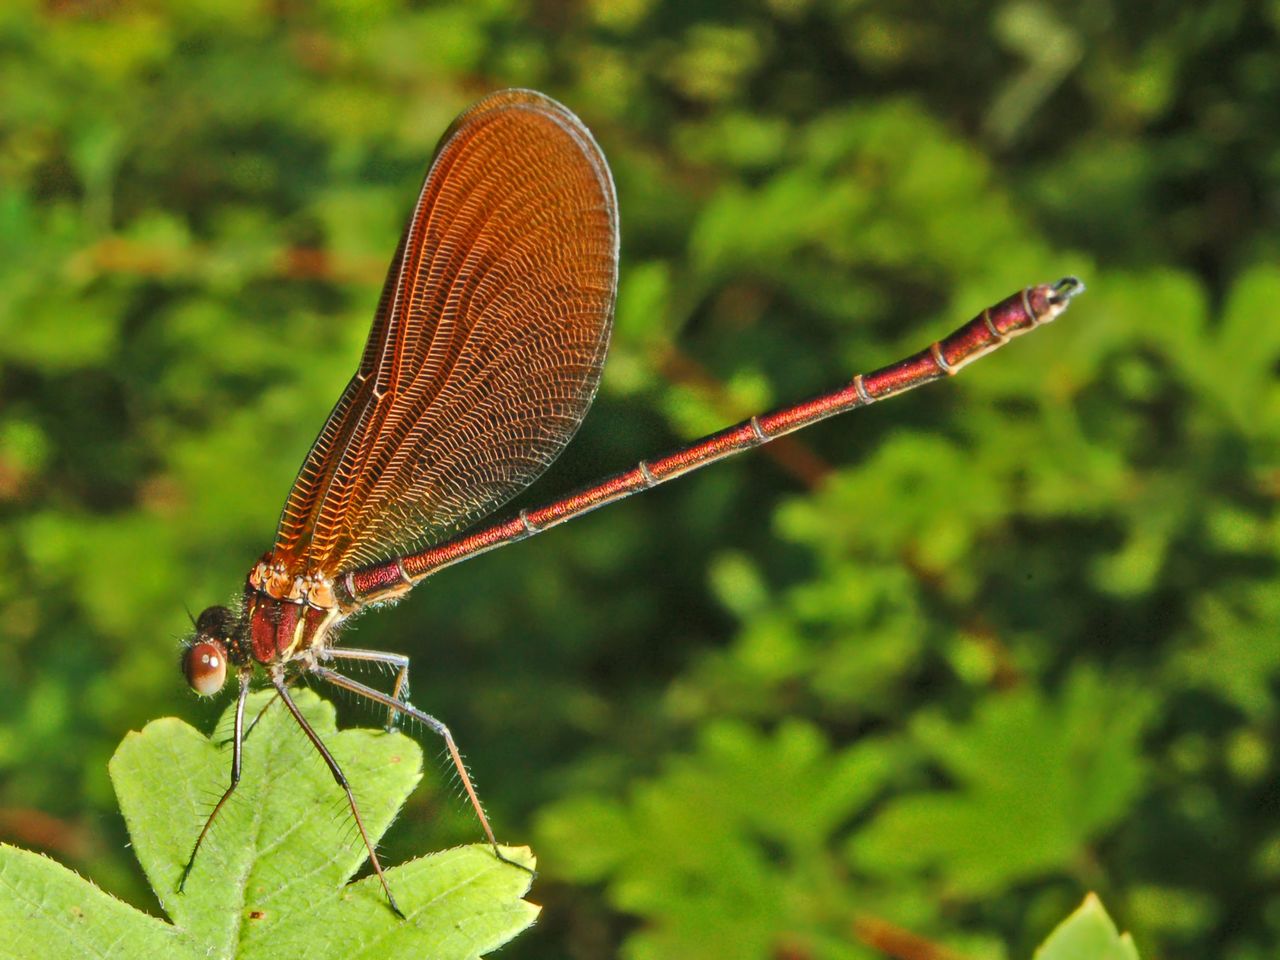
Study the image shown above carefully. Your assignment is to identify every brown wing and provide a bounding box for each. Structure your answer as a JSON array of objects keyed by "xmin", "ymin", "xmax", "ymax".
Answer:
[{"xmin": 272, "ymin": 89, "xmax": 619, "ymax": 576}]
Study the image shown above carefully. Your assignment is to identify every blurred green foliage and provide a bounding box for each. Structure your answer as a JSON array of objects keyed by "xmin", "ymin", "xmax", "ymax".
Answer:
[{"xmin": 0, "ymin": 1, "xmax": 1276, "ymax": 958}]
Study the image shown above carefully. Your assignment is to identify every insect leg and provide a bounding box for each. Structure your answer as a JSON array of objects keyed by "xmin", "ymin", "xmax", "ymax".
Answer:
[
  {"xmin": 321, "ymin": 647, "xmax": 411, "ymax": 732},
  {"xmin": 179, "ymin": 671, "xmax": 250, "ymax": 892},
  {"xmin": 308, "ymin": 663, "xmax": 531, "ymax": 876},
  {"xmin": 271, "ymin": 673, "xmax": 404, "ymax": 918}
]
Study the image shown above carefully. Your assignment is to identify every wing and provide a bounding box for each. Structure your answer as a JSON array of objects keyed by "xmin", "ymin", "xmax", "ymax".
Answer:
[{"xmin": 272, "ymin": 89, "xmax": 619, "ymax": 576}]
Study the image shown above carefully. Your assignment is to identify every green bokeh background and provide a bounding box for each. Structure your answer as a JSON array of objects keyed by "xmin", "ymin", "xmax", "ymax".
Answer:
[{"xmin": 1, "ymin": 2, "xmax": 1277, "ymax": 958}]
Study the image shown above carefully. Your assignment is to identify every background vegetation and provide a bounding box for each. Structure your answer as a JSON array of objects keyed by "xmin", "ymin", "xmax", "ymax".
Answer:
[{"xmin": 0, "ymin": 1, "xmax": 1276, "ymax": 958}]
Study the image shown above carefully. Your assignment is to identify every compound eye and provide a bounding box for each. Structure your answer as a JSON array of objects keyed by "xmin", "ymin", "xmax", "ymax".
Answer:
[{"xmin": 183, "ymin": 640, "xmax": 228, "ymax": 696}]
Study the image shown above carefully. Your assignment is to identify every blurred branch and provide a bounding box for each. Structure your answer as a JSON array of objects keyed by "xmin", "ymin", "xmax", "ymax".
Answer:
[
  {"xmin": 68, "ymin": 238, "xmax": 387, "ymax": 285},
  {"xmin": 0, "ymin": 807, "xmax": 92, "ymax": 861},
  {"xmin": 853, "ymin": 914, "xmax": 972, "ymax": 960}
]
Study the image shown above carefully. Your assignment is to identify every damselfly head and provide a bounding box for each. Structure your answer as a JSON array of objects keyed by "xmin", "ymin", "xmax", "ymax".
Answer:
[{"xmin": 180, "ymin": 605, "xmax": 240, "ymax": 696}]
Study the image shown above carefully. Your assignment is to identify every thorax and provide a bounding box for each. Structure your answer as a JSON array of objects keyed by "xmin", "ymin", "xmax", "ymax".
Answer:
[{"xmin": 243, "ymin": 554, "xmax": 346, "ymax": 665}]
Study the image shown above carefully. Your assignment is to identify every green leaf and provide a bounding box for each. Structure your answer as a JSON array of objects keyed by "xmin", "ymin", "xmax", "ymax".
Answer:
[
  {"xmin": 1034, "ymin": 894, "xmax": 1140, "ymax": 960},
  {"xmin": 0, "ymin": 689, "xmax": 537, "ymax": 959},
  {"xmin": 0, "ymin": 843, "xmax": 190, "ymax": 958}
]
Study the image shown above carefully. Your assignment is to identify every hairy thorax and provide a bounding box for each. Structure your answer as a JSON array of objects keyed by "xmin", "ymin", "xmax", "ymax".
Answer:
[{"xmin": 244, "ymin": 554, "xmax": 343, "ymax": 665}]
